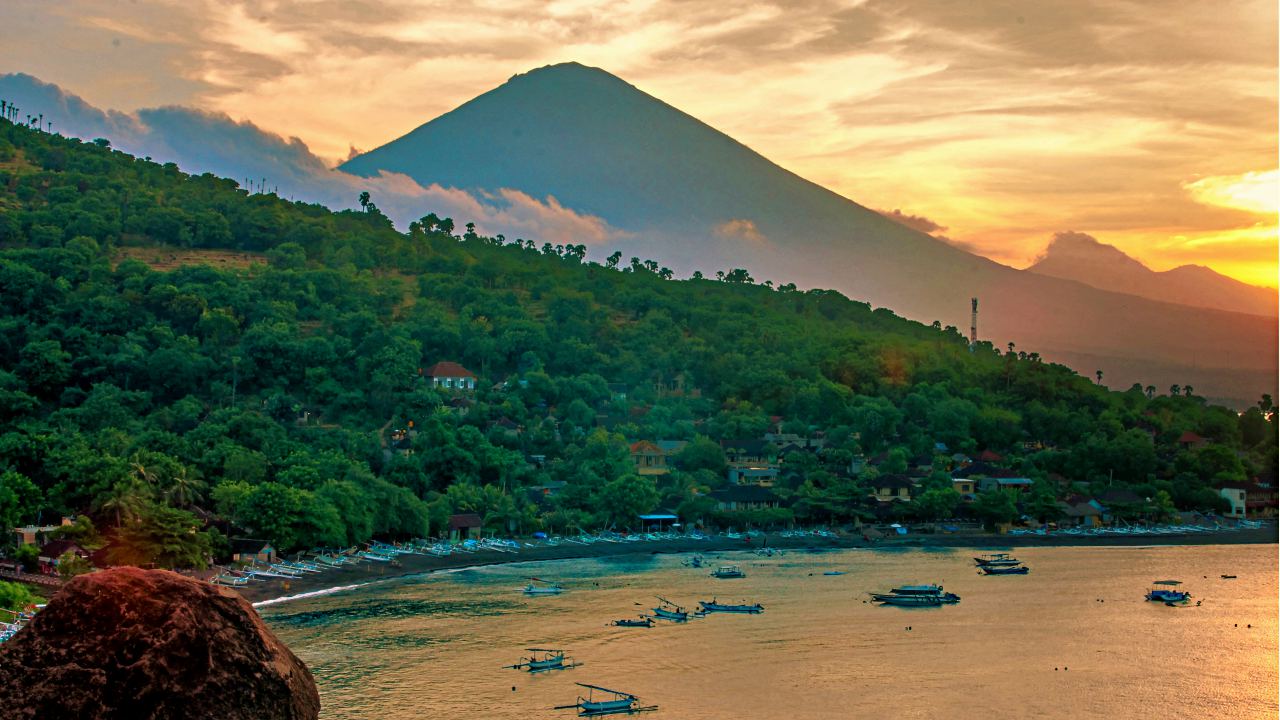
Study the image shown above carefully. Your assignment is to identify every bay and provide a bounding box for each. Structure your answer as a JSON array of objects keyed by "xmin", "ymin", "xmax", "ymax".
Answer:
[{"xmin": 263, "ymin": 544, "xmax": 1278, "ymax": 719}]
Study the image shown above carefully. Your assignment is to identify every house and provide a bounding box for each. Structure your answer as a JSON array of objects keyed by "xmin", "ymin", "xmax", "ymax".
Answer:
[
  {"xmin": 1177, "ymin": 431, "xmax": 1208, "ymax": 451},
  {"xmin": 728, "ymin": 465, "xmax": 780, "ymax": 486},
  {"xmin": 722, "ymin": 438, "xmax": 773, "ymax": 464},
  {"xmin": 951, "ymin": 478, "xmax": 977, "ymax": 498},
  {"xmin": 231, "ymin": 538, "xmax": 276, "ymax": 564},
  {"xmin": 38, "ymin": 540, "xmax": 88, "ymax": 569},
  {"xmin": 977, "ymin": 477, "xmax": 1034, "ymax": 494},
  {"xmin": 1243, "ymin": 480, "xmax": 1279, "ymax": 518},
  {"xmin": 448, "ymin": 513, "xmax": 484, "ymax": 540},
  {"xmin": 629, "ymin": 441, "xmax": 671, "ymax": 476},
  {"xmin": 869, "ymin": 475, "xmax": 915, "ymax": 502},
  {"xmin": 13, "ymin": 517, "xmax": 75, "ymax": 546},
  {"xmin": 1058, "ymin": 496, "xmax": 1104, "ymax": 527},
  {"xmin": 708, "ymin": 485, "xmax": 783, "ymax": 511},
  {"xmin": 423, "ymin": 361, "xmax": 477, "ymax": 391},
  {"xmin": 1219, "ymin": 485, "xmax": 1248, "ymax": 518},
  {"xmin": 606, "ymin": 383, "xmax": 628, "ymax": 401},
  {"xmin": 976, "ymin": 449, "xmax": 1005, "ymax": 463}
]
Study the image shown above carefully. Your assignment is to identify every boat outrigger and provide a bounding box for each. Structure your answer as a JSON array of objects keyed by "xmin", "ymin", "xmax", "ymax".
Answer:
[
  {"xmin": 649, "ymin": 596, "xmax": 690, "ymax": 622},
  {"xmin": 1146, "ymin": 580, "xmax": 1191, "ymax": 604},
  {"xmin": 710, "ymin": 565, "xmax": 745, "ymax": 579},
  {"xmin": 973, "ymin": 553, "xmax": 1022, "ymax": 567},
  {"xmin": 697, "ymin": 598, "xmax": 764, "ymax": 614},
  {"xmin": 555, "ymin": 683, "xmax": 657, "ymax": 716},
  {"xmin": 979, "ymin": 564, "xmax": 1029, "ymax": 575},
  {"xmin": 504, "ymin": 648, "xmax": 580, "ymax": 673},
  {"xmin": 523, "ymin": 577, "xmax": 565, "ymax": 595}
]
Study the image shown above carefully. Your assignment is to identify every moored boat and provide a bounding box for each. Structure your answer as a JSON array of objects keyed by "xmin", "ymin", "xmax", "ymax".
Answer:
[
  {"xmin": 698, "ymin": 598, "xmax": 764, "ymax": 614},
  {"xmin": 523, "ymin": 577, "xmax": 565, "ymax": 595},
  {"xmin": 650, "ymin": 596, "xmax": 690, "ymax": 622},
  {"xmin": 710, "ymin": 565, "xmax": 745, "ymax": 579},
  {"xmin": 871, "ymin": 593, "xmax": 944, "ymax": 607},
  {"xmin": 555, "ymin": 683, "xmax": 656, "ymax": 716},
  {"xmin": 610, "ymin": 617, "xmax": 654, "ymax": 627},
  {"xmin": 889, "ymin": 584, "xmax": 960, "ymax": 603},
  {"xmin": 1146, "ymin": 580, "xmax": 1191, "ymax": 603},
  {"xmin": 973, "ymin": 553, "xmax": 1022, "ymax": 567},
  {"xmin": 505, "ymin": 648, "xmax": 579, "ymax": 673},
  {"xmin": 979, "ymin": 564, "xmax": 1029, "ymax": 575}
]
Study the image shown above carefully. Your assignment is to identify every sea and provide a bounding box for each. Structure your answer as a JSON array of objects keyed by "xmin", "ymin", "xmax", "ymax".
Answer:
[{"xmin": 262, "ymin": 544, "xmax": 1278, "ymax": 719}]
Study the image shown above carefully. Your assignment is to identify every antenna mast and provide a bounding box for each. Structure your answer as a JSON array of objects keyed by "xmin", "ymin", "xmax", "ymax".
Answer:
[{"xmin": 969, "ymin": 297, "xmax": 978, "ymax": 351}]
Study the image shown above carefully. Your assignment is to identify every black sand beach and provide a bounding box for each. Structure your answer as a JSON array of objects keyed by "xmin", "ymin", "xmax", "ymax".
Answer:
[{"xmin": 237, "ymin": 526, "xmax": 1278, "ymax": 605}]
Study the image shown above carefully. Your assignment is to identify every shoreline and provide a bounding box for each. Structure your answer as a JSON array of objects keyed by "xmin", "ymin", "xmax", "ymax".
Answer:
[{"xmin": 239, "ymin": 526, "xmax": 1278, "ymax": 606}]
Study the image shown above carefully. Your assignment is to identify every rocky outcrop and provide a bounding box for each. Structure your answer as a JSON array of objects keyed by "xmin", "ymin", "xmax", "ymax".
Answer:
[{"xmin": 0, "ymin": 567, "xmax": 319, "ymax": 720}]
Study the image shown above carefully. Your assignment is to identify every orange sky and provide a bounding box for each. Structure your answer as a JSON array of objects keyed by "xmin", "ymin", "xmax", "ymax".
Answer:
[{"xmin": 2, "ymin": 0, "xmax": 1276, "ymax": 286}]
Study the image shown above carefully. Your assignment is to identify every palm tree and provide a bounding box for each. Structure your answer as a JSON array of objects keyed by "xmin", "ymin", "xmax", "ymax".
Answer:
[
  {"xmin": 1095, "ymin": 370, "xmax": 1103, "ymax": 385},
  {"xmin": 1145, "ymin": 385, "xmax": 1156, "ymax": 399},
  {"xmin": 1183, "ymin": 385, "xmax": 1194, "ymax": 397},
  {"xmin": 358, "ymin": 191, "xmax": 370, "ymax": 210},
  {"xmin": 130, "ymin": 459, "xmax": 159, "ymax": 489},
  {"xmin": 1170, "ymin": 384, "xmax": 1181, "ymax": 396},
  {"xmin": 165, "ymin": 466, "xmax": 206, "ymax": 508},
  {"xmin": 1007, "ymin": 342, "xmax": 1016, "ymax": 355},
  {"xmin": 94, "ymin": 480, "xmax": 148, "ymax": 527}
]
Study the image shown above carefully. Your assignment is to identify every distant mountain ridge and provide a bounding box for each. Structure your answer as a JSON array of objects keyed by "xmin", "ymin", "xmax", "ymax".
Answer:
[
  {"xmin": 342, "ymin": 62, "xmax": 1276, "ymax": 406},
  {"xmin": 1028, "ymin": 232, "xmax": 1277, "ymax": 317}
]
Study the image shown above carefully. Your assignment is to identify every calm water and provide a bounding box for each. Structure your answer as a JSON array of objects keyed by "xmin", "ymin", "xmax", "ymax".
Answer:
[{"xmin": 263, "ymin": 545, "xmax": 1278, "ymax": 719}]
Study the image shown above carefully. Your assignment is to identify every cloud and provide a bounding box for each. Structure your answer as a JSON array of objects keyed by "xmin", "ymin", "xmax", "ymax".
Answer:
[
  {"xmin": 0, "ymin": 0, "xmax": 1274, "ymax": 284},
  {"xmin": 878, "ymin": 208, "xmax": 947, "ymax": 235},
  {"xmin": 713, "ymin": 218, "xmax": 767, "ymax": 244},
  {"xmin": 1184, "ymin": 170, "xmax": 1279, "ymax": 215},
  {"xmin": 0, "ymin": 72, "xmax": 625, "ymax": 247}
]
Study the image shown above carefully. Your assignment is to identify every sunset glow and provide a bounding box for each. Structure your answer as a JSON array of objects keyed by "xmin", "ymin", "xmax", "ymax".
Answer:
[{"xmin": 0, "ymin": 0, "xmax": 1275, "ymax": 286}]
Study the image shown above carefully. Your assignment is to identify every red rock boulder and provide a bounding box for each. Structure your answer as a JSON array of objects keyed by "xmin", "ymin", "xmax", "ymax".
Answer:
[{"xmin": 0, "ymin": 567, "xmax": 320, "ymax": 720}]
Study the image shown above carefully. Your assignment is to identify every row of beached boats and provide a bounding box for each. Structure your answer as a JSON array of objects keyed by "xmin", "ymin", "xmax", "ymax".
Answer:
[
  {"xmin": 1010, "ymin": 520, "xmax": 1264, "ymax": 538},
  {"xmin": 0, "ymin": 605, "xmax": 41, "ymax": 644}
]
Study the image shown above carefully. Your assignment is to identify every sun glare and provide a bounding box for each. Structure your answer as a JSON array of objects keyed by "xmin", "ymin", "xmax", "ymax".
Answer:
[{"xmin": 1184, "ymin": 169, "xmax": 1280, "ymax": 215}]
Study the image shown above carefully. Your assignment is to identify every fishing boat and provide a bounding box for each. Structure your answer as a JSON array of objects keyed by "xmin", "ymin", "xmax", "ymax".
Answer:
[
  {"xmin": 649, "ymin": 596, "xmax": 690, "ymax": 622},
  {"xmin": 979, "ymin": 564, "xmax": 1029, "ymax": 575},
  {"xmin": 610, "ymin": 617, "xmax": 654, "ymax": 628},
  {"xmin": 555, "ymin": 683, "xmax": 656, "ymax": 716},
  {"xmin": 504, "ymin": 648, "xmax": 580, "ymax": 673},
  {"xmin": 973, "ymin": 553, "xmax": 1023, "ymax": 567},
  {"xmin": 1146, "ymin": 580, "xmax": 1191, "ymax": 603},
  {"xmin": 523, "ymin": 577, "xmax": 565, "ymax": 595},
  {"xmin": 710, "ymin": 565, "xmax": 745, "ymax": 579},
  {"xmin": 682, "ymin": 555, "xmax": 705, "ymax": 568},
  {"xmin": 870, "ymin": 583, "xmax": 960, "ymax": 606},
  {"xmin": 871, "ymin": 593, "xmax": 944, "ymax": 607},
  {"xmin": 698, "ymin": 598, "xmax": 764, "ymax": 614}
]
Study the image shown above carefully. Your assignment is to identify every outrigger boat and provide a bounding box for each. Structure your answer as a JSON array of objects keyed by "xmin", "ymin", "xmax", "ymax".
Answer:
[
  {"xmin": 682, "ymin": 555, "xmax": 705, "ymax": 568},
  {"xmin": 973, "ymin": 553, "xmax": 1022, "ymax": 567},
  {"xmin": 979, "ymin": 564, "xmax": 1029, "ymax": 575},
  {"xmin": 871, "ymin": 583, "xmax": 960, "ymax": 606},
  {"xmin": 523, "ymin": 577, "xmax": 565, "ymax": 595},
  {"xmin": 710, "ymin": 565, "xmax": 745, "ymax": 579},
  {"xmin": 697, "ymin": 598, "xmax": 764, "ymax": 614},
  {"xmin": 610, "ymin": 617, "xmax": 654, "ymax": 627},
  {"xmin": 649, "ymin": 596, "xmax": 690, "ymax": 622},
  {"xmin": 504, "ymin": 648, "xmax": 580, "ymax": 673},
  {"xmin": 555, "ymin": 683, "xmax": 657, "ymax": 716},
  {"xmin": 1146, "ymin": 580, "xmax": 1191, "ymax": 604}
]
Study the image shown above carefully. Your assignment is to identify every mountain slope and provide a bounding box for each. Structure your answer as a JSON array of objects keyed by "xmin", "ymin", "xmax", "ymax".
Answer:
[
  {"xmin": 342, "ymin": 62, "xmax": 1276, "ymax": 406},
  {"xmin": 1028, "ymin": 232, "xmax": 1277, "ymax": 316}
]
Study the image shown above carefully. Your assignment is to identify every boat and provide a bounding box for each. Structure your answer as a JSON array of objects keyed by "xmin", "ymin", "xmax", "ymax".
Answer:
[
  {"xmin": 871, "ymin": 583, "xmax": 960, "ymax": 606},
  {"xmin": 610, "ymin": 617, "xmax": 654, "ymax": 628},
  {"xmin": 973, "ymin": 553, "xmax": 1023, "ymax": 567},
  {"xmin": 710, "ymin": 565, "xmax": 745, "ymax": 579},
  {"xmin": 682, "ymin": 555, "xmax": 705, "ymax": 568},
  {"xmin": 649, "ymin": 596, "xmax": 690, "ymax": 622},
  {"xmin": 871, "ymin": 593, "xmax": 944, "ymax": 607},
  {"xmin": 889, "ymin": 584, "xmax": 960, "ymax": 603},
  {"xmin": 823, "ymin": 571, "xmax": 845, "ymax": 576},
  {"xmin": 979, "ymin": 564, "xmax": 1029, "ymax": 575},
  {"xmin": 504, "ymin": 648, "xmax": 579, "ymax": 673},
  {"xmin": 1221, "ymin": 574, "xmax": 1237, "ymax": 579},
  {"xmin": 1146, "ymin": 580, "xmax": 1191, "ymax": 603},
  {"xmin": 555, "ymin": 683, "xmax": 656, "ymax": 716},
  {"xmin": 698, "ymin": 598, "xmax": 764, "ymax": 614},
  {"xmin": 523, "ymin": 577, "xmax": 565, "ymax": 595}
]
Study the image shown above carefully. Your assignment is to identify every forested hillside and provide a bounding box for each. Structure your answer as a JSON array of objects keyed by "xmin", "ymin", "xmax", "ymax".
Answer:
[{"xmin": 0, "ymin": 122, "xmax": 1274, "ymax": 567}]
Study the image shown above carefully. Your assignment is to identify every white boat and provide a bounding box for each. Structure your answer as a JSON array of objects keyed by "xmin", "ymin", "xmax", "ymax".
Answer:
[
  {"xmin": 555, "ymin": 683, "xmax": 656, "ymax": 716},
  {"xmin": 523, "ymin": 577, "xmax": 565, "ymax": 595}
]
